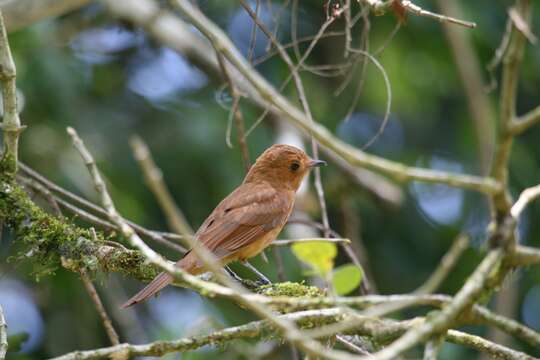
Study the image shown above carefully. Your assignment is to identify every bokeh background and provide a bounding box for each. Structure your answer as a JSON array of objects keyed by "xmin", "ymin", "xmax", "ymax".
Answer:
[{"xmin": 0, "ymin": 1, "xmax": 539, "ymax": 359}]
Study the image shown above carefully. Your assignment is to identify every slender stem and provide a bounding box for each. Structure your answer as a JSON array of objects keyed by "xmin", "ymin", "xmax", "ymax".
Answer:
[
  {"xmin": 423, "ymin": 336, "xmax": 443, "ymax": 360},
  {"xmin": 414, "ymin": 235, "xmax": 469, "ymax": 294},
  {"xmin": 512, "ymin": 105, "xmax": 540, "ymax": 135},
  {"xmin": 18, "ymin": 164, "xmax": 187, "ymax": 252},
  {"xmin": 80, "ymin": 271, "xmax": 120, "ymax": 346},
  {"xmin": 437, "ymin": 0, "xmax": 495, "ymax": 173},
  {"xmin": 511, "ymin": 183, "xmax": 540, "ymax": 218},
  {"xmin": 130, "ymin": 135, "xmax": 194, "ymax": 238},
  {"xmin": 272, "ymin": 238, "xmax": 351, "ymax": 246},
  {"xmin": 364, "ymin": 249, "xmax": 506, "ymax": 360},
  {"xmin": 214, "ymin": 50, "xmax": 251, "ymax": 172},
  {"xmin": 0, "ymin": 10, "xmax": 24, "ymax": 174},
  {"xmin": 0, "ymin": 304, "xmax": 7, "ymax": 360},
  {"xmin": 491, "ymin": 0, "xmax": 532, "ymax": 215}
]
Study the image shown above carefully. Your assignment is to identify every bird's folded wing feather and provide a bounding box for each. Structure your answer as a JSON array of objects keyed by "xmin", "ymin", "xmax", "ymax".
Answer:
[{"xmin": 194, "ymin": 182, "xmax": 291, "ymax": 259}]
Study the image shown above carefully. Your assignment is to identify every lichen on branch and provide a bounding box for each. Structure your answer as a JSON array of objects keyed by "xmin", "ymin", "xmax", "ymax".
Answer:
[{"xmin": 0, "ymin": 176, "xmax": 159, "ymax": 281}]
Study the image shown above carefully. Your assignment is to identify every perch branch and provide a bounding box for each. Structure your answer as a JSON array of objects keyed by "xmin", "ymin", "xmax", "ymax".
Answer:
[{"xmin": 51, "ymin": 308, "xmax": 534, "ymax": 360}]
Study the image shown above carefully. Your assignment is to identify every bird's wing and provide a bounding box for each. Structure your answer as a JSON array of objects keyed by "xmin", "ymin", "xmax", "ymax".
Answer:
[{"xmin": 194, "ymin": 182, "xmax": 292, "ymax": 259}]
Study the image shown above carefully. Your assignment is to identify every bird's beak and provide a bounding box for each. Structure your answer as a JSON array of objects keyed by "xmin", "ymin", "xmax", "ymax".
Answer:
[{"xmin": 308, "ymin": 159, "xmax": 327, "ymax": 168}]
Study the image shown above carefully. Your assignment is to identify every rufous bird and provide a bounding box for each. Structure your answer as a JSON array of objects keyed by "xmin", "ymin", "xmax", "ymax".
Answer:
[{"xmin": 122, "ymin": 144, "xmax": 326, "ymax": 308}]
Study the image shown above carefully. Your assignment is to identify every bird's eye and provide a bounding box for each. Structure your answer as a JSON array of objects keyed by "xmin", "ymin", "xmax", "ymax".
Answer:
[{"xmin": 290, "ymin": 162, "xmax": 300, "ymax": 172}]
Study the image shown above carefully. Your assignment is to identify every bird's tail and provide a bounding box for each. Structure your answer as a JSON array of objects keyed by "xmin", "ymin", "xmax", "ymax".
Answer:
[{"xmin": 121, "ymin": 272, "xmax": 173, "ymax": 308}]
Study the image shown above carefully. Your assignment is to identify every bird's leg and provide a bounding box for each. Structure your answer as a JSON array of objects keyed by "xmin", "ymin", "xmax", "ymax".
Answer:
[
  {"xmin": 241, "ymin": 260, "xmax": 272, "ymax": 284},
  {"xmin": 224, "ymin": 266, "xmax": 244, "ymax": 283}
]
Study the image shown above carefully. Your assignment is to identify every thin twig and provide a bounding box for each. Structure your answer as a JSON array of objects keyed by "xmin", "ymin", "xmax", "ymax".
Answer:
[
  {"xmin": 272, "ymin": 238, "xmax": 351, "ymax": 246},
  {"xmin": 509, "ymin": 245, "xmax": 540, "ymax": 267},
  {"xmin": 508, "ymin": 6, "xmax": 537, "ymax": 44},
  {"xmin": 399, "ymin": 1, "xmax": 476, "ymax": 28},
  {"xmin": 17, "ymin": 175, "xmax": 63, "ymax": 216},
  {"xmin": 491, "ymin": 0, "xmax": 532, "ymax": 216},
  {"xmin": 80, "ymin": 270, "xmax": 120, "ymax": 346},
  {"xmin": 0, "ymin": 9, "xmax": 25, "ymax": 174},
  {"xmin": 247, "ymin": 0, "xmax": 260, "ymax": 63},
  {"xmin": 361, "ymin": 0, "xmax": 476, "ymax": 28},
  {"xmin": 336, "ymin": 335, "xmax": 371, "ymax": 356},
  {"xmin": 511, "ymin": 183, "xmax": 540, "ymax": 219},
  {"xmin": 343, "ymin": 0, "xmax": 352, "ymax": 58},
  {"xmin": 414, "ymin": 235, "xmax": 470, "ymax": 294},
  {"xmin": 511, "ymin": 105, "xmax": 540, "ymax": 135},
  {"xmin": 214, "ymin": 50, "xmax": 251, "ymax": 171},
  {"xmin": 423, "ymin": 336, "xmax": 443, "ymax": 360},
  {"xmin": 347, "ymin": 48, "xmax": 392, "ymax": 150},
  {"xmin": 130, "ymin": 135, "xmax": 194, "ymax": 238},
  {"xmin": 437, "ymin": 0, "xmax": 495, "ymax": 174},
  {"xmin": 18, "ymin": 164, "xmax": 187, "ymax": 252},
  {"xmin": 364, "ymin": 249, "xmax": 506, "ymax": 360},
  {"xmin": 0, "ymin": 304, "xmax": 7, "ymax": 360}
]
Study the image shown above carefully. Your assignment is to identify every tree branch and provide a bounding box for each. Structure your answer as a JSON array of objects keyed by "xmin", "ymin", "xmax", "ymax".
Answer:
[
  {"xmin": 80, "ymin": 270, "xmax": 120, "ymax": 346},
  {"xmin": 361, "ymin": 0, "xmax": 476, "ymax": 28},
  {"xmin": 0, "ymin": 9, "xmax": 24, "ymax": 174},
  {"xmin": 363, "ymin": 249, "xmax": 506, "ymax": 360},
  {"xmin": 0, "ymin": 304, "xmax": 7, "ymax": 360},
  {"xmin": 51, "ymin": 308, "xmax": 535, "ymax": 360},
  {"xmin": 511, "ymin": 183, "xmax": 540, "ymax": 218},
  {"xmin": 512, "ymin": 105, "xmax": 540, "ymax": 135},
  {"xmin": 491, "ymin": 0, "xmax": 532, "ymax": 214},
  {"xmin": 129, "ymin": 135, "xmax": 194, "ymax": 238},
  {"xmin": 414, "ymin": 234, "xmax": 469, "ymax": 294},
  {"xmin": 0, "ymin": 0, "xmax": 91, "ymax": 32},
  {"xmin": 18, "ymin": 163, "xmax": 188, "ymax": 253}
]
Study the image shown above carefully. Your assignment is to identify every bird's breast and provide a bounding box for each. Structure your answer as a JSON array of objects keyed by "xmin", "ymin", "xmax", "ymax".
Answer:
[{"xmin": 234, "ymin": 226, "xmax": 283, "ymax": 261}]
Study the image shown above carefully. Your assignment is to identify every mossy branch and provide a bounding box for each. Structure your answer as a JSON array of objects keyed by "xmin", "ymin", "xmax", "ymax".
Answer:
[
  {"xmin": 0, "ymin": 176, "xmax": 159, "ymax": 281},
  {"xmin": 50, "ymin": 309, "xmax": 535, "ymax": 360},
  {"xmin": 0, "ymin": 10, "xmax": 25, "ymax": 174}
]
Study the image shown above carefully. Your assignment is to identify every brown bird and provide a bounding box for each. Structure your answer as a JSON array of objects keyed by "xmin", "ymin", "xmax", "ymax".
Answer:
[{"xmin": 122, "ymin": 144, "xmax": 326, "ymax": 308}]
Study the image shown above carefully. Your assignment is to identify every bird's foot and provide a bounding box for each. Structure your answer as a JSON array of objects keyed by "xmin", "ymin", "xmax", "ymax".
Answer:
[{"xmin": 241, "ymin": 260, "xmax": 272, "ymax": 285}]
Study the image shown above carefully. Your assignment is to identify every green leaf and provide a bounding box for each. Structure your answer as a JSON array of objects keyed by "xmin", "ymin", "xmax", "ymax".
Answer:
[
  {"xmin": 291, "ymin": 241, "xmax": 337, "ymax": 274},
  {"xmin": 332, "ymin": 264, "xmax": 363, "ymax": 295}
]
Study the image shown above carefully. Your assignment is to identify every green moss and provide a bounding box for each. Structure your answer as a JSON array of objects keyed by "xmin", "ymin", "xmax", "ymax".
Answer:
[
  {"xmin": 0, "ymin": 177, "xmax": 158, "ymax": 281},
  {"xmin": 0, "ymin": 153, "xmax": 16, "ymax": 174},
  {"xmin": 256, "ymin": 281, "xmax": 325, "ymax": 298}
]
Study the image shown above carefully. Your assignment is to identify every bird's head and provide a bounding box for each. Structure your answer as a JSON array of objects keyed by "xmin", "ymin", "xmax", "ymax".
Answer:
[{"xmin": 244, "ymin": 144, "xmax": 326, "ymax": 190}]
